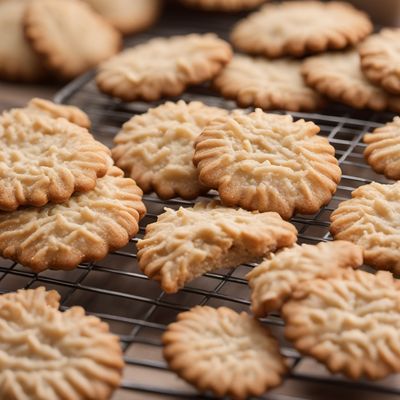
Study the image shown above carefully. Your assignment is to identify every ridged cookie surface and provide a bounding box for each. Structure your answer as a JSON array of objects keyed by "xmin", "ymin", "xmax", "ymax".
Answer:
[
  {"xmin": 137, "ymin": 201, "xmax": 297, "ymax": 293},
  {"xmin": 112, "ymin": 100, "xmax": 228, "ymax": 199},
  {"xmin": 163, "ymin": 306, "xmax": 287, "ymax": 399},
  {"xmin": 283, "ymin": 269, "xmax": 400, "ymax": 380},
  {"xmin": 0, "ymin": 166, "xmax": 145, "ymax": 271},
  {"xmin": 193, "ymin": 109, "xmax": 341, "ymax": 219},
  {"xmin": 0, "ymin": 287, "xmax": 124, "ymax": 400},
  {"xmin": 0, "ymin": 107, "xmax": 110, "ymax": 211},
  {"xmin": 247, "ymin": 241, "xmax": 363, "ymax": 317}
]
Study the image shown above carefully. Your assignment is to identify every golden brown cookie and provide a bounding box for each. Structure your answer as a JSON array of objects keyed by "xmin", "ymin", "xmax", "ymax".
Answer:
[
  {"xmin": 96, "ymin": 34, "xmax": 232, "ymax": 102},
  {"xmin": 302, "ymin": 50, "xmax": 400, "ymax": 112},
  {"xmin": 283, "ymin": 269, "xmax": 400, "ymax": 380},
  {"xmin": 0, "ymin": 0, "xmax": 46, "ymax": 82},
  {"xmin": 193, "ymin": 109, "xmax": 341, "ymax": 219},
  {"xmin": 0, "ymin": 106, "xmax": 110, "ymax": 211},
  {"xmin": 231, "ymin": 1, "xmax": 372, "ymax": 58},
  {"xmin": 82, "ymin": 0, "xmax": 160, "ymax": 35},
  {"xmin": 359, "ymin": 28, "xmax": 400, "ymax": 95},
  {"xmin": 163, "ymin": 306, "xmax": 287, "ymax": 399},
  {"xmin": 112, "ymin": 100, "xmax": 228, "ymax": 200},
  {"xmin": 247, "ymin": 241, "xmax": 363, "ymax": 317},
  {"xmin": 214, "ymin": 54, "xmax": 324, "ymax": 111},
  {"xmin": 0, "ymin": 287, "xmax": 124, "ymax": 400},
  {"xmin": 180, "ymin": 0, "xmax": 266, "ymax": 11},
  {"xmin": 27, "ymin": 98, "xmax": 91, "ymax": 128},
  {"xmin": 24, "ymin": 0, "xmax": 121, "ymax": 79},
  {"xmin": 330, "ymin": 181, "xmax": 400, "ymax": 274},
  {"xmin": 137, "ymin": 201, "xmax": 297, "ymax": 293},
  {"xmin": 0, "ymin": 166, "xmax": 145, "ymax": 272},
  {"xmin": 364, "ymin": 117, "xmax": 400, "ymax": 180}
]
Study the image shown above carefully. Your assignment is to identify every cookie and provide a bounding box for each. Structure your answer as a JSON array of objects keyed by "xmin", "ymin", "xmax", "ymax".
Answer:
[
  {"xmin": 0, "ymin": 107, "xmax": 110, "ymax": 211},
  {"xmin": 82, "ymin": 0, "xmax": 160, "ymax": 35},
  {"xmin": 364, "ymin": 117, "xmax": 400, "ymax": 180},
  {"xmin": 282, "ymin": 269, "xmax": 400, "ymax": 380},
  {"xmin": 163, "ymin": 306, "xmax": 287, "ymax": 399},
  {"xmin": 112, "ymin": 100, "xmax": 228, "ymax": 200},
  {"xmin": 0, "ymin": 166, "xmax": 145, "ymax": 271},
  {"xmin": 302, "ymin": 50, "xmax": 400, "ymax": 112},
  {"xmin": 0, "ymin": 0, "xmax": 46, "ymax": 82},
  {"xmin": 359, "ymin": 29, "xmax": 400, "ymax": 95},
  {"xmin": 231, "ymin": 1, "xmax": 372, "ymax": 58},
  {"xmin": 0, "ymin": 287, "xmax": 123, "ymax": 400},
  {"xmin": 27, "ymin": 98, "xmax": 91, "ymax": 128},
  {"xmin": 137, "ymin": 201, "xmax": 297, "ymax": 293},
  {"xmin": 96, "ymin": 34, "xmax": 232, "ymax": 102},
  {"xmin": 180, "ymin": 0, "xmax": 266, "ymax": 12},
  {"xmin": 247, "ymin": 241, "xmax": 363, "ymax": 317},
  {"xmin": 330, "ymin": 182, "xmax": 400, "ymax": 274},
  {"xmin": 214, "ymin": 54, "xmax": 324, "ymax": 111},
  {"xmin": 24, "ymin": 0, "xmax": 121, "ymax": 79},
  {"xmin": 193, "ymin": 109, "xmax": 341, "ymax": 219}
]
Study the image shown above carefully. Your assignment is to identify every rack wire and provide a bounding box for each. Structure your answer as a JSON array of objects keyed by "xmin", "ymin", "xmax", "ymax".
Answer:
[{"xmin": 1, "ymin": 2, "xmax": 399, "ymax": 399}]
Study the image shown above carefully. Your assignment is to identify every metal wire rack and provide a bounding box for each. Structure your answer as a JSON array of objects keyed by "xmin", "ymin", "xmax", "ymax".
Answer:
[{"xmin": 1, "ymin": 2, "xmax": 399, "ymax": 399}]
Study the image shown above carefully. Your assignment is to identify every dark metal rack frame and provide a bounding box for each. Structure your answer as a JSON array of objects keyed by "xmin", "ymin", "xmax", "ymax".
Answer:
[{"xmin": 1, "ymin": 3, "xmax": 399, "ymax": 399}]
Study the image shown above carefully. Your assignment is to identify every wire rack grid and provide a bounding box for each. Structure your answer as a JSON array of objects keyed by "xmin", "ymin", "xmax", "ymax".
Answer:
[{"xmin": 1, "ymin": 2, "xmax": 400, "ymax": 400}]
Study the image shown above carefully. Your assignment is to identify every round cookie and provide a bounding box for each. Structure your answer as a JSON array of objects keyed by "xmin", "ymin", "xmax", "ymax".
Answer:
[
  {"xmin": 0, "ymin": 107, "xmax": 111, "ymax": 211},
  {"xmin": 24, "ymin": 0, "xmax": 121, "ymax": 79},
  {"xmin": 214, "ymin": 54, "xmax": 324, "ymax": 111},
  {"xmin": 364, "ymin": 117, "xmax": 400, "ymax": 180},
  {"xmin": 0, "ymin": 0, "xmax": 46, "ymax": 82},
  {"xmin": 193, "ymin": 109, "xmax": 341, "ymax": 219},
  {"xmin": 231, "ymin": 1, "xmax": 372, "ymax": 58},
  {"xmin": 27, "ymin": 98, "xmax": 91, "ymax": 129},
  {"xmin": 302, "ymin": 50, "xmax": 400, "ymax": 112},
  {"xmin": 137, "ymin": 201, "xmax": 297, "ymax": 293},
  {"xmin": 247, "ymin": 241, "xmax": 363, "ymax": 317},
  {"xmin": 359, "ymin": 29, "xmax": 400, "ymax": 95},
  {"xmin": 0, "ymin": 287, "xmax": 123, "ymax": 400},
  {"xmin": 0, "ymin": 166, "xmax": 145, "ymax": 272},
  {"xmin": 283, "ymin": 269, "xmax": 400, "ymax": 380},
  {"xmin": 82, "ymin": 0, "xmax": 160, "ymax": 35},
  {"xmin": 96, "ymin": 33, "xmax": 232, "ymax": 102},
  {"xmin": 163, "ymin": 306, "xmax": 287, "ymax": 399},
  {"xmin": 180, "ymin": 0, "xmax": 266, "ymax": 12},
  {"xmin": 112, "ymin": 100, "xmax": 228, "ymax": 200},
  {"xmin": 330, "ymin": 181, "xmax": 400, "ymax": 274}
]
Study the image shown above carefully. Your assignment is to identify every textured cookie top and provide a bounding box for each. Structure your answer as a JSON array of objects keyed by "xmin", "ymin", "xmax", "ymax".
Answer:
[
  {"xmin": 359, "ymin": 28, "xmax": 400, "ymax": 94},
  {"xmin": 0, "ymin": 0, "xmax": 45, "ymax": 82},
  {"xmin": 302, "ymin": 50, "xmax": 400, "ymax": 112},
  {"xmin": 96, "ymin": 33, "xmax": 232, "ymax": 101},
  {"xmin": 0, "ymin": 107, "xmax": 110, "ymax": 211},
  {"xmin": 364, "ymin": 117, "xmax": 400, "ymax": 180},
  {"xmin": 112, "ymin": 100, "xmax": 228, "ymax": 199},
  {"xmin": 27, "ymin": 98, "xmax": 91, "ymax": 128},
  {"xmin": 0, "ymin": 166, "xmax": 145, "ymax": 272},
  {"xmin": 193, "ymin": 109, "xmax": 341, "ymax": 219},
  {"xmin": 330, "ymin": 182, "xmax": 400, "ymax": 274},
  {"xmin": 180, "ymin": 0, "xmax": 266, "ymax": 11},
  {"xmin": 83, "ymin": 0, "xmax": 160, "ymax": 34},
  {"xmin": 283, "ymin": 269, "xmax": 400, "ymax": 380},
  {"xmin": 214, "ymin": 54, "xmax": 323, "ymax": 111},
  {"xmin": 231, "ymin": 1, "xmax": 372, "ymax": 58},
  {"xmin": 247, "ymin": 241, "xmax": 363, "ymax": 317},
  {"xmin": 0, "ymin": 287, "xmax": 123, "ymax": 400},
  {"xmin": 163, "ymin": 306, "xmax": 287, "ymax": 399},
  {"xmin": 25, "ymin": 0, "xmax": 121, "ymax": 79},
  {"xmin": 137, "ymin": 201, "xmax": 297, "ymax": 293}
]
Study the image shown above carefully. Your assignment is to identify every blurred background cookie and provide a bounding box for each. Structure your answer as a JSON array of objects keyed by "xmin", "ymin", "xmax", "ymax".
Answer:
[{"xmin": 180, "ymin": 0, "xmax": 266, "ymax": 12}]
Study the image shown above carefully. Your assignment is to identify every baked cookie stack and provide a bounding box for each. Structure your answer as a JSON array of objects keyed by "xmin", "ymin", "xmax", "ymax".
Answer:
[
  {"xmin": 0, "ymin": 99, "xmax": 146, "ymax": 272},
  {"xmin": 0, "ymin": 0, "xmax": 161, "ymax": 83}
]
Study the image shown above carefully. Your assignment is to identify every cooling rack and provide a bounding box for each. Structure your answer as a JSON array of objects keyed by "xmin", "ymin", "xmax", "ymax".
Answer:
[{"xmin": 1, "ymin": 2, "xmax": 399, "ymax": 400}]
